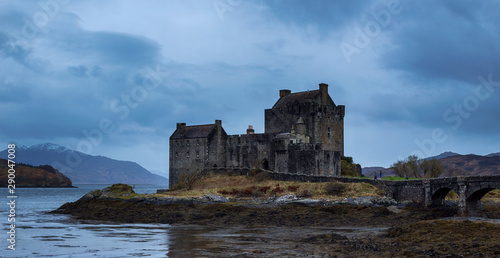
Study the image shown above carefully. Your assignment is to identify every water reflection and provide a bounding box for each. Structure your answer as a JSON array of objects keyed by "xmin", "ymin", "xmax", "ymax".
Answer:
[{"xmin": 164, "ymin": 225, "xmax": 389, "ymax": 257}]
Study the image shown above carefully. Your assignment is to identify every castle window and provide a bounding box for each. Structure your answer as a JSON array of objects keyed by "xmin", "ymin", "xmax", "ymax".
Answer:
[
  {"xmin": 186, "ymin": 151, "xmax": 190, "ymax": 158},
  {"xmin": 175, "ymin": 152, "xmax": 178, "ymax": 158},
  {"xmin": 327, "ymin": 127, "xmax": 331, "ymax": 138},
  {"xmin": 197, "ymin": 140, "xmax": 200, "ymax": 146},
  {"xmin": 187, "ymin": 141, "xmax": 190, "ymax": 147}
]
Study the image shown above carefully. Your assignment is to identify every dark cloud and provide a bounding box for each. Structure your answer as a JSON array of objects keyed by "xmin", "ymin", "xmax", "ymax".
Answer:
[
  {"xmin": 263, "ymin": 0, "xmax": 369, "ymax": 33},
  {"xmin": 381, "ymin": 0, "xmax": 500, "ymax": 84},
  {"xmin": 1, "ymin": 0, "xmax": 499, "ymax": 170}
]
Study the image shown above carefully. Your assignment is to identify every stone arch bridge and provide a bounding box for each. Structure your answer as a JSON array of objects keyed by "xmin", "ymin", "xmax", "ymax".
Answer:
[
  {"xmin": 198, "ymin": 168, "xmax": 500, "ymax": 215},
  {"xmin": 267, "ymin": 172, "xmax": 500, "ymax": 215},
  {"xmin": 377, "ymin": 175, "xmax": 500, "ymax": 215}
]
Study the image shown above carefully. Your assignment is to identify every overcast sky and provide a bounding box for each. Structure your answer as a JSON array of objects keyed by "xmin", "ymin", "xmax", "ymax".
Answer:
[{"xmin": 2, "ymin": 0, "xmax": 500, "ymax": 177}]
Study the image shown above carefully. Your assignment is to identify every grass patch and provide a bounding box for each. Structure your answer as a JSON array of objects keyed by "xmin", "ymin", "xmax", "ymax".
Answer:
[
  {"xmin": 156, "ymin": 174, "xmax": 384, "ymax": 200},
  {"xmin": 106, "ymin": 183, "xmax": 135, "ymax": 194},
  {"xmin": 325, "ymin": 181, "xmax": 347, "ymax": 196},
  {"xmin": 101, "ymin": 184, "xmax": 140, "ymax": 199},
  {"xmin": 483, "ymin": 189, "xmax": 500, "ymax": 202},
  {"xmin": 445, "ymin": 190, "xmax": 459, "ymax": 201}
]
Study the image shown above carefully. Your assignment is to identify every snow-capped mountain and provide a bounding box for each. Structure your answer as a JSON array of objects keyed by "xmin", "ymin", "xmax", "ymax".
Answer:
[
  {"xmin": 27, "ymin": 143, "xmax": 71, "ymax": 153},
  {"xmin": 0, "ymin": 143, "xmax": 168, "ymax": 185}
]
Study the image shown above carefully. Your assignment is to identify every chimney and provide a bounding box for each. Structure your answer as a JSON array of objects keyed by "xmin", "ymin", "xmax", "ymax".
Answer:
[
  {"xmin": 176, "ymin": 123, "xmax": 186, "ymax": 130},
  {"xmin": 280, "ymin": 89, "xmax": 291, "ymax": 98},
  {"xmin": 319, "ymin": 83, "xmax": 328, "ymax": 106},
  {"xmin": 247, "ymin": 125, "xmax": 255, "ymax": 135},
  {"xmin": 215, "ymin": 120, "xmax": 222, "ymax": 129}
]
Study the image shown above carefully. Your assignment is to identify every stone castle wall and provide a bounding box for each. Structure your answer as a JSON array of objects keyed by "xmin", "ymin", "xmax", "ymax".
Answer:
[{"xmin": 169, "ymin": 83, "xmax": 345, "ymax": 187}]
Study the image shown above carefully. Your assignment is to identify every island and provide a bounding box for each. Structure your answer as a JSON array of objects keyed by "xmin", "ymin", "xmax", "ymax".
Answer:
[
  {"xmin": 0, "ymin": 158, "xmax": 73, "ymax": 187},
  {"xmin": 53, "ymin": 172, "xmax": 500, "ymax": 256}
]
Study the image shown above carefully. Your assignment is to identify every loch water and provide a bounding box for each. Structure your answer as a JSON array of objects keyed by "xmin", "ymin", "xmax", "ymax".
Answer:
[
  {"xmin": 1, "ymin": 185, "xmax": 175, "ymax": 257},
  {"xmin": 4, "ymin": 185, "xmax": 498, "ymax": 257},
  {"xmin": 0, "ymin": 185, "xmax": 392, "ymax": 257}
]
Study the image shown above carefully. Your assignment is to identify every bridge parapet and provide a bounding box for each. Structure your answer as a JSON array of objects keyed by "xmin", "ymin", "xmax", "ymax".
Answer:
[{"xmin": 376, "ymin": 175, "xmax": 500, "ymax": 215}]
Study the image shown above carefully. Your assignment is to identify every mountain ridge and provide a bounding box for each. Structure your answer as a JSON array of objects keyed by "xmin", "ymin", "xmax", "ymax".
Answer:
[
  {"xmin": 0, "ymin": 143, "xmax": 168, "ymax": 185},
  {"xmin": 362, "ymin": 151, "xmax": 500, "ymax": 177}
]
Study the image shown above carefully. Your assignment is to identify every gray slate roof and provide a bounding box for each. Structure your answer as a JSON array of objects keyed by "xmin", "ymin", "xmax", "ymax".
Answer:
[
  {"xmin": 171, "ymin": 124, "xmax": 215, "ymax": 139},
  {"xmin": 272, "ymin": 90, "xmax": 320, "ymax": 109}
]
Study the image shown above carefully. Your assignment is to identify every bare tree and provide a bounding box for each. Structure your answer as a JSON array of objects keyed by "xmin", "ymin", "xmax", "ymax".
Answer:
[
  {"xmin": 392, "ymin": 155, "xmax": 444, "ymax": 178},
  {"xmin": 178, "ymin": 170, "xmax": 204, "ymax": 190},
  {"xmin": 392, "ymin": 155, "xmax": 419, "ymax": 178},
  {"xmin": 419, "ymin": 159, "xmax": 444, "ymax": 178}
]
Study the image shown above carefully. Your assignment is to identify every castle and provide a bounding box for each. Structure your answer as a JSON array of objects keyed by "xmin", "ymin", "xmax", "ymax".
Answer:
[{"xmin": 169, "ymin": 83, "xmax": 345, "ymax": 187}]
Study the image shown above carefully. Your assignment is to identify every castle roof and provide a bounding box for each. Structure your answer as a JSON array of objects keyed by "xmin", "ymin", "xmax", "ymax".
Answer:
[
  {"xmin": 272, "ymin": 90, "xmax": 321, "ymax": 109},
  {"xmin": 171, "ymin": 124, "xmax": 215, "ymax": 139}
]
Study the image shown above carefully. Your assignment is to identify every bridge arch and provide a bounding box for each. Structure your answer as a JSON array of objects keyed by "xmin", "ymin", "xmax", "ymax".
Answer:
[
  {"xmin": 465, "ymin": 187, "xmax": 499, "ymax": 212},
  {"xmin": 431, "ymin": 187, "xmax": 456, "ymax": 206}
]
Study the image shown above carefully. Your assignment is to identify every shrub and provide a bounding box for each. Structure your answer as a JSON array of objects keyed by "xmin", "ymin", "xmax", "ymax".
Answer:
[
  {"xmin": 259, "ymin": 186, "xmax": 271, "ymax": 194},
  {"xmin": 247, "ymin": 168, "xmax": 260, "ymax": 177},
  {"xmin": 271, "ymin": 184, "xmax": 284, "ymax": 195},
  {"xmin": 253, "ymin": 171, "xmax": 270, "ymax": 182},
  {"xmin": 239, "ymin": 186, "xmax": 261, "ymax": 197},
  {"xmin": 218, "ymin": 186, "xmax": 264, "ymax": 197},
  {"xmin": 178, "ymin": 170, "xmax": 204, "ymax": 190},
  {"xmin": 325, "ymin": 181, "xmax": 347, "ymax": 196},
  {"xmin": 341, "ymin": 156, "xmax": 361, "ymax": 177},
  {"xmin": 341, "ymin": 159, "xmax": 358, "ymax": 177},
  {"xmin": 298, "ymin": 189, "xmax": 312, "ymax": 198},
  {"xmin": 107, "ymin": 183, "xmax": 135, "ymax": 194},
  {"xmin": 287, "ymin": 185, "xmax": 300, "ymax": 192},
  {"xmin": 218, "ymin": 189, "xmax": 229, "ymax": 195}
]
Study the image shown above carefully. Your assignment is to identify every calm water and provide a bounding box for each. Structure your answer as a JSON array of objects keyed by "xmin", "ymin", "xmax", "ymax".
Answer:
[
  {"xmin": 0, "ymin": 185, "xmax": 390, "ymax": 257},
  {"xmin": 4, "ymin": 186, "xmax": 498, "ymax": 257},
  {"xmin": 0, "ymin": 184, "xmax": 174, "ymax": 257}
]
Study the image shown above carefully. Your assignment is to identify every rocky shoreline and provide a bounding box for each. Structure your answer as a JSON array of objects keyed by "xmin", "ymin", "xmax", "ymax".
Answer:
[
  {"xmin": 53, "ymin": 186, "xmax": 458, "ymax": 227},
  {"xmin": 51, "ymin": 185, "xmax": 500, "ymax": 256}
]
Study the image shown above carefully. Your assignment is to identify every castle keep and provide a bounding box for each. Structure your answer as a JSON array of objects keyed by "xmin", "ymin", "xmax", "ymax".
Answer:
[{"xmin": 169, "ymin": 83, "xmax": 345, "ymax": 186}]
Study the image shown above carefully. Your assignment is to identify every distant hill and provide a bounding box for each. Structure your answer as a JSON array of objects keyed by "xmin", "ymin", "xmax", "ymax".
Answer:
[
  {"xmin": 424, "ymin": 151, "xmax": 460, "ymax": 160},
  {"xmin": 439, "ymin": 154, "xmax": 500, "ymax": 176},
  {"xmin": 363, "ymin": 152, "xmax": 500, "ymax": 177},
  {"xmin": 0, "ymin": 158, "xmax": 73, "ymax": 187},
  {"xmin": 0, "ymin": 143, "xmax": 168, "ymax": 185}
]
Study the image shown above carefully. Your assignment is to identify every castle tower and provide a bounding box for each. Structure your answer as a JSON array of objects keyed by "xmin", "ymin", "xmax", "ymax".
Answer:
[{"xmin": 296, "ymin": 117, "xmax": 307, "ymax": 135}]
